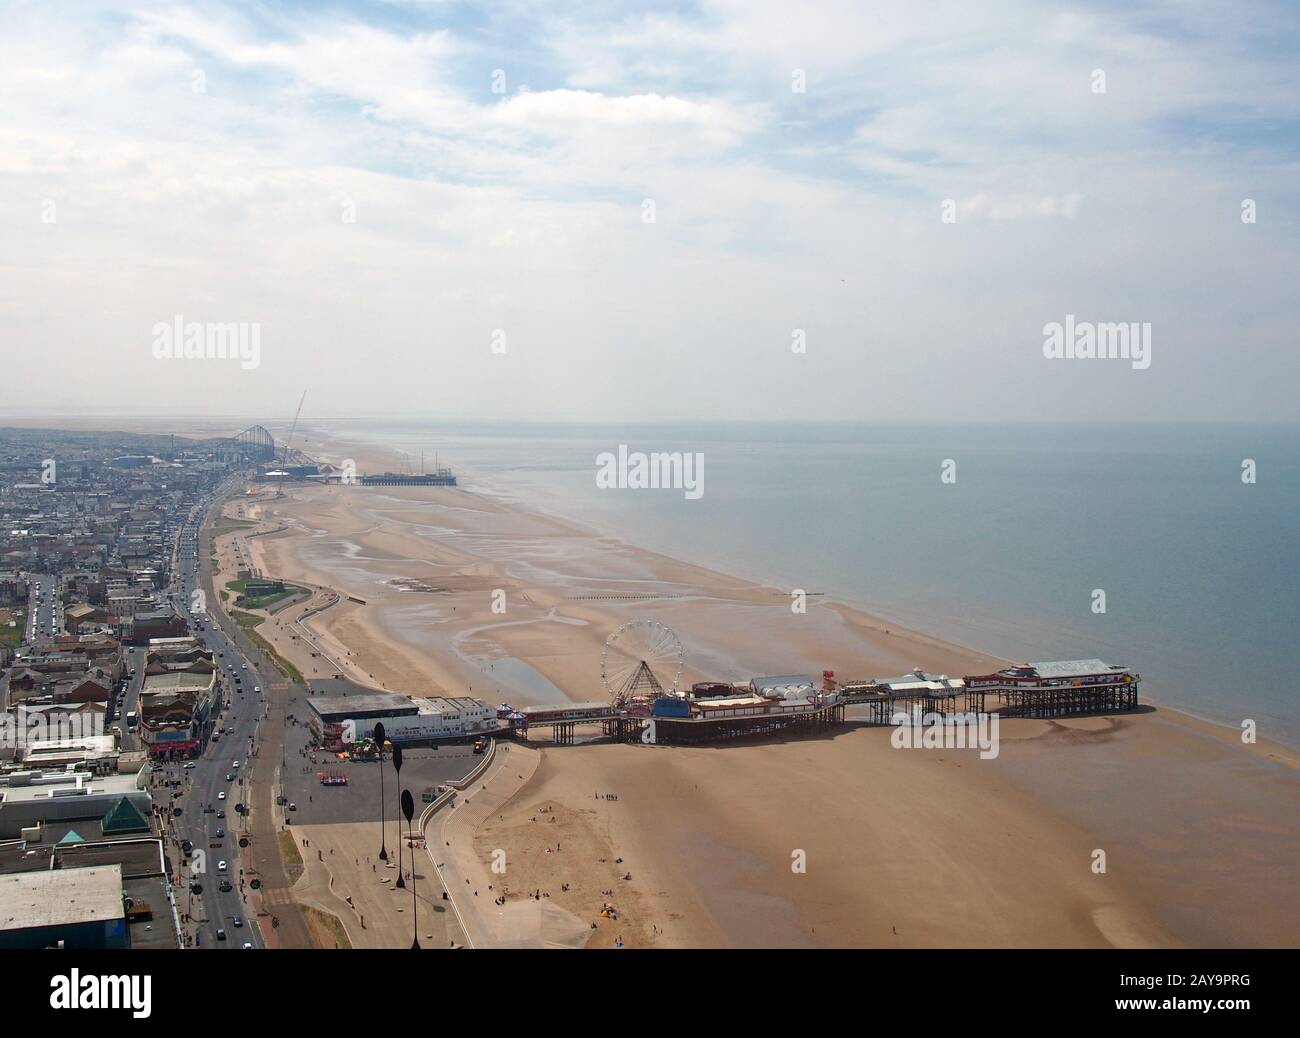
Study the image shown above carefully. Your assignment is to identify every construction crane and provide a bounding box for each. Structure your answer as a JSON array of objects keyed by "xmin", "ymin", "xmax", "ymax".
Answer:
[{"xmin": 276, "ymin": 390, "xmax": 307, "ymax": 499}]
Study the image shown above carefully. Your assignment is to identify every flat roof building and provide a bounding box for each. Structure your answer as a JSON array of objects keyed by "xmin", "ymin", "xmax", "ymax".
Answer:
[
  {"xmin": 964, "ymin": 659, "xmax": 1135, "ymax": 687},
  {"xmin": 307, "ymin": 690, "xmax": 496, "ymax": 747},
  {"xmin": 308, "ymin": 692, "xmax": 418, "ymax": 723},
  {"xmin": 0, "ymin": 863, "xmax": 128, "ymax": 949},
  {"xmin": 0, "ymin": 769, "xmax": 151, "ymax": 840}
]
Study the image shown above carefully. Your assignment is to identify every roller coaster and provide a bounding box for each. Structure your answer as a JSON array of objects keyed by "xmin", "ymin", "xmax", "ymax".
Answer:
[
  {"xmin": 227, "ymin": 424, "xmax": 317, "ymax": 467},
  {"xmin": 232, "ymin": 424, "xmax": 276, "ymax": 461}
]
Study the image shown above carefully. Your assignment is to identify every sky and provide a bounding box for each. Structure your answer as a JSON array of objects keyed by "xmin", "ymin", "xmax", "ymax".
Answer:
[{"xmin": 1, "ymin": 0, "xmax": 1297, "ymax": 423}]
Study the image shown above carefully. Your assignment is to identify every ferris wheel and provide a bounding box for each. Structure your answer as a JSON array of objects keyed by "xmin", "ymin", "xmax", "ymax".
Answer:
[{"xmin": 601, "ymin": 620, "xmax": 684, "ymax": 707}]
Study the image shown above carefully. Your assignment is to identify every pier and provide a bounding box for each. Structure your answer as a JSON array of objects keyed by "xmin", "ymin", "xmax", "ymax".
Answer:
[
  {"xmin": 357, "ymin": 471, "xmax": 457, "ymax": 486},
  {"xmin": 501, "ymin": 659, "xmax": 1140, "ymax": 748}
]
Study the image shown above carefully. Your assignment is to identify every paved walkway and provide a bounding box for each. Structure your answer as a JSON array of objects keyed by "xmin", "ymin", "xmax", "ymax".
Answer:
[
  {"xmin": 286, "ymin": 820, "xmax": 454, "ymax": 949},
  {"xmin": 425, "ymin": 743, "xmax": 589, "ymax": 949}
]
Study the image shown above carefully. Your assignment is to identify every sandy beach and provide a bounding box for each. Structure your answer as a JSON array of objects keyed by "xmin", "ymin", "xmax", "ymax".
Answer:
[
  {"xmin": 10, "ymin": 416, "xmax": 1293, "ymax": 947},
  {"xmin": 204, "ymin": 427, "xmax": 1298, "ymax": 949}
]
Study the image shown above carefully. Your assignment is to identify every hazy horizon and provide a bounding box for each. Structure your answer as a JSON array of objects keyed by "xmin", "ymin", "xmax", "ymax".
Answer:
[{"xmin": 2, "ymin": 410, "xmax": 1300, "ymax": 428}]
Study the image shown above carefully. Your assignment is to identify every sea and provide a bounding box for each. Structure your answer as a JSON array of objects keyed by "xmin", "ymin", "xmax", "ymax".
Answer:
[{"xmin": 322, "ymin": 419, "xmax": 1300, "ymax": 749}]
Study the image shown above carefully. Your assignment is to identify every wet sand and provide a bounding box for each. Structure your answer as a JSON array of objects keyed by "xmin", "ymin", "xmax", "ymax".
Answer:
[
  {"xmin": 223, "ymin": 428, "xmax": 1300, "ymax": 949},
  {"xmin": 22, "ymin": 417, "xmax": 1295, "ymax": 947}
]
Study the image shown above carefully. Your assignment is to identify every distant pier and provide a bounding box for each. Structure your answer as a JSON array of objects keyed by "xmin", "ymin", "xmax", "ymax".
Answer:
[{"xmin": 357, "ymin": 471, "xmax": 457, "ymax": 486}]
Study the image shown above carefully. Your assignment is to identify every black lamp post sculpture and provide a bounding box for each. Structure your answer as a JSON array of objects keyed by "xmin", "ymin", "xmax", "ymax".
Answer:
[
  {"xmin": 374, "ymin": 722, "xmax": 388, "ymax": 862},
  {"xmin": 392, "ymin": 743, "xmax": 405, "ymax": 889},
  {"xmin": 401, "ymin": 789, "xmax": 419, "ymax": 949}
]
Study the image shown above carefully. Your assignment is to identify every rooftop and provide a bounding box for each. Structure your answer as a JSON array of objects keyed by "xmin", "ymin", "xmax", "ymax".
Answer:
[
  {"xmin": 141, "ymin": 670, "xmax": 213, "ymax": 694},
  {"xmin": 308, "ymin": 691, "xmax": 419, "ymax": 719},
  {"xmin": 1027, "ymin": 659, "xmax": 1127, "ymax": 678},
  {"xmin": 0, "ymin": 863, "xmax": 124, "ymax": 931},
  {"xmin": 410, "ymin": 695, "xmax": 489, "ymax": 716},
  {"xmin": 696, "ymin": 695, "xmax": 769, "ymax": 709},
  {"xmin": 0, "ymin": 771, "xmax": 144, "ymax": 805}
]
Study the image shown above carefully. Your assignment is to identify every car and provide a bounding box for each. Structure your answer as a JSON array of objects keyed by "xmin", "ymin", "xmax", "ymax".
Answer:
[
  {"xmin": 217, "ymin": 809, "xmax": 226, "ymax": 819},
  {"xmin": 216, "ymin": 928, "xmax": 227, "ymax": 941},
  {"xmin": 232, "ymin": 916, "xmax": 244, "ymax": 928},
  {"xmin": 242, "ymin": 941, "xmax": 254, "ymax": 949},
  {"xmin": 253, "ymin": 687, "xmax": 261, "ymax": 694},
  {"xmin": 219, "ymin": 879, "xmax": 233, "ymax": 893},
  {"xmin": 217, "ymin": 791, "xmax": 226, "ymax": 800},
  {"xmin": 217, "ymin": 860, "xmax": 228, "ymax": 872},
  {"xmin": 184, "ymin": 761, "xmax": 195, "ymax": 769},
  {"xmin": 288, "ymin": 802, "xmax": 297, "ymax": 812},
  {"xmin": 240, "ymin": 664, "xmax": 247, "ymax": 670},
  {"xmin": 215, "ymin": 828, "xmax": 225, "ymax": 838},
  {"xmin": 226, "ymin": 772, "xmax": 235, "ymax": 781},
  {"xmin": 232, "ymin": 760, "xmax": 240, "ymax": 769}
]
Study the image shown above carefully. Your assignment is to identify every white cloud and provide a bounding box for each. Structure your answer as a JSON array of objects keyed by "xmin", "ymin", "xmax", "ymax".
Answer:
[{"xmin": 0, "ymin": 1, "xmax": 1296, "ymax": 422}]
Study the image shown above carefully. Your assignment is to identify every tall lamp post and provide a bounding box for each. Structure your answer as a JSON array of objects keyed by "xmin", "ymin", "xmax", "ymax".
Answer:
[
  {"xmin": 401, "ymin": 789, "xmax": 419, "ymax": 949},
  {"xmin": 374, "ymin": 722, "xmax": 388, "ymax": 862},
  {"xmin": 393, "ymin": 744, "xmax": 405, "ymax": 889}
]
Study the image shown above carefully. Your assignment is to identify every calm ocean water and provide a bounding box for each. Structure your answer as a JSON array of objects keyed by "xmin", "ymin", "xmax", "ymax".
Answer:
[{"xmin": 325, "ymin": 419, "xmax": 1300, "ymax": 748}]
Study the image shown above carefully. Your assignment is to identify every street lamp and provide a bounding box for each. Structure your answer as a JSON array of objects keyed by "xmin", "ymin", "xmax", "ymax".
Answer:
[
  {"xmin": 374, "ymin": 722, "xmax": 388, "ymax": 861},
  {"xmin": 401, "ymin": 789, "xmax": 419, "ymax": 949},
  {"xmin": 393, "ymin": 743, "xmax": 405, "ymax": 889}
]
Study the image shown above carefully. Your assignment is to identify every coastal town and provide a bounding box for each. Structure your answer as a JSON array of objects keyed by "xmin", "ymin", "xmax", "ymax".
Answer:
[
  {"xmin": 1, "ymin": 422, "xmax": 1157, "ymax": 952},
  {"xmin": 4, "ymin": 0, "xmax": 1296, "ymax": 1020},
  {"xmin": 3, "ymin": 414, "xmax": 1296, "ymax": 966}
]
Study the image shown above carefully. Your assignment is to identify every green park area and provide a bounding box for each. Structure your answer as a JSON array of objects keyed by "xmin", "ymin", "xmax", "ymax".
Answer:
[
  {"xmin": 226, "ymin": 578, "xmax": 307, "ymax": 611},
  {"xmin": 0, "ymin": 607, "xmax": 25, "ymax": 651},
  {"xmin": 211, "ymin": 516, "xmax": 258, "ymax": 536}
]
